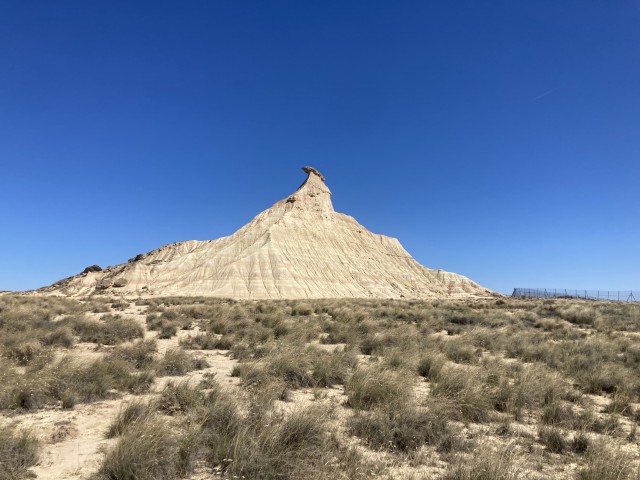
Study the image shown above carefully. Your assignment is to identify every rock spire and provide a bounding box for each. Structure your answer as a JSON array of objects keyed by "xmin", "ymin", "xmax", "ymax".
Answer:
[{"xmin": 42, "ymin": 167, "xmax": 490, "ymax": 299}]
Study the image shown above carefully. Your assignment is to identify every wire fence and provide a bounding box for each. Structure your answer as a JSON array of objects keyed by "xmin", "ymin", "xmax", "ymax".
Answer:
[{"xmin": 512, "ymin": 288, "xmax": 639, "ymax": 302}]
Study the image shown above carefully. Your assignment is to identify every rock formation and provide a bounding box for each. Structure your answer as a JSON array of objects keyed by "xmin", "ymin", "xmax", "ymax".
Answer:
[{"xmin": 42, "ymin": 167, "xmax": 490, "ymax": 298}]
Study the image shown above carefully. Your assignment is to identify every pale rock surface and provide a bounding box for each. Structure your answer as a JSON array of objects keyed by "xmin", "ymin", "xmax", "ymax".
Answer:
[{"xmin": 42, "ymin": 167, "xmax": 490, "ymax": 298}]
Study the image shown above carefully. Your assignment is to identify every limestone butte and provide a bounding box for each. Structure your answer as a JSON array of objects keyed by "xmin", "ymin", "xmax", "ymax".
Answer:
[{"xmin": 42, "ymin": 167, "xmax": 490, "ymax": 298}]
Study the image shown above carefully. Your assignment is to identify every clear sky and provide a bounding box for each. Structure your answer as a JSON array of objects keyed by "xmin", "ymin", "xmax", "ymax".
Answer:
[{"xmin": 1, "ymin": 1, "xmax": 638, "ymax": 294}]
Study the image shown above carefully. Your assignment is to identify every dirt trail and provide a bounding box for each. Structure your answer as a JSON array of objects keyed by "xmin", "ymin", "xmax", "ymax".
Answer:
[
  {"xmin": 4, "ymin": 303, "xmax": 238, "ymax": 480},
  {"xmin": 29, "ymin": 395, "xmax": 138, "ymax": 479}
]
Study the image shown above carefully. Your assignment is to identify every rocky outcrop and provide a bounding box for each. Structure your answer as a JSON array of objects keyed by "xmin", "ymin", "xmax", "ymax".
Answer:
[
  {"xmin": 81, "ymin": 265, "xmax": 102, "ymax": 274},
  {"xmin": 41, "ymin": 167, "xmax": 491, "ymax": 299}
]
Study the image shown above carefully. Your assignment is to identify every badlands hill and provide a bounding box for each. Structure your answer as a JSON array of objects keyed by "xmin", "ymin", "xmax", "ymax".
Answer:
[{"xmin": 42, "ymin": 167, "xmax": 490, "ymax": 299}]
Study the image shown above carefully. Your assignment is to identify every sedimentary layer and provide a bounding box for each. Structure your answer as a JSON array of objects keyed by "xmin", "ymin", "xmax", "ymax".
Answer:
[{"xmin": 42, "ymin": 167, "xmax": 490, "ymax": 299}]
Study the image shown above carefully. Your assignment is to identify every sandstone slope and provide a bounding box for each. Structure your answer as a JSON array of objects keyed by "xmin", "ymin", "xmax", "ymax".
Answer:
[{"xmin": 42, "ymin": 167, "xmax": 490, "ymax": 298}]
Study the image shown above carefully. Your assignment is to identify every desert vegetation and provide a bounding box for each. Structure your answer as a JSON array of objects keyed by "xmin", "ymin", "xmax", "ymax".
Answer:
[
  {"xmin": 0, "ymin": 424, "xmax": 39, "ymax": 480},
  {"xmin": 1, "ymin": 293, "xmax": 640, "ymax": 478}
]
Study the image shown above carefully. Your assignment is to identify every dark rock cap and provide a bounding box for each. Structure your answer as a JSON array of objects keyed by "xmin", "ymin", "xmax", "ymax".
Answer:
[
  {"xmin": 81, "ymin": 265, "xmax": 102, "ymax": 274},
  {"xmin": 302, "ymin": 166, "xmax": 325, "ymax": 182}
]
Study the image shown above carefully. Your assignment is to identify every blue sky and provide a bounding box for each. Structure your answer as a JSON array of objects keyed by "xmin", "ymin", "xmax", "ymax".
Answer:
[{"xmin": 1, "ymin": 1, "xmax": 638, "ymax": 294}]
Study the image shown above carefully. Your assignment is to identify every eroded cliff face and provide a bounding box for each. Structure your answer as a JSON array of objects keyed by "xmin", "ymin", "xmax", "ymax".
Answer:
[{"xmin": 42, "ymin": 167, "xmax": 491, "ymax": 298}]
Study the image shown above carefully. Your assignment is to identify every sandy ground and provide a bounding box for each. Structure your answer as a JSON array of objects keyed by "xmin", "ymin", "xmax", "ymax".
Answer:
[{"xmin": 2, "ymin": 303, "xmax": 239, "ymax": 480}]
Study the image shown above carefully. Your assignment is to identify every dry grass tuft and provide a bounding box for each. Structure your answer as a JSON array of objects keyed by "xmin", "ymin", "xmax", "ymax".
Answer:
[
  {"xmin": 156, "ymin": 349, "xmax": 208, "ymax": 376},
  {"xmin": 577, "ymin": 440, "xmax": 639, "ymax": 480},
  {"xmin": 443, "ymin": 444, "xmax": 520, "ymax": 480},
  {"xmin": 348, "ymin": 403, "xmax": 452, "ymax": 452},
  {"xmin": 5, "ymin": 295, "xmax": 640, "ymax": 479},
  {"xmin": 106, "ymin": 400, "xmax": 154, "ymax": 438},
  {"xmin": 71, "ymin": 314, "xmax": 144, "ymax": 345},
  {"xmin": 96, "ymin": 415, "xmax": 183, "ymax": 480},
  {"xmin": 345, "ymin": 366, "xmax": 412, "ymax": 411},
  {"xmin": 0, "ymin": 424, "xmax": 39, "ymax": 480}
]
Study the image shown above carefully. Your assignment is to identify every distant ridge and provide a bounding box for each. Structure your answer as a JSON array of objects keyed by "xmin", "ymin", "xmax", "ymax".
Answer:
[{"xmin": 41, "ymin": 167, "xmax": 491, "ymax": 299}]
